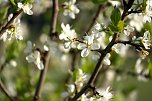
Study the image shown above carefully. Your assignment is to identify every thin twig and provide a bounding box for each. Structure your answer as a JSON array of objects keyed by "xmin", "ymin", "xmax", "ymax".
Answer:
[
  {"xmin": 86, "ymin": 3, "xmax": 109, "ymax": 33},
  {"xmin": 116, "ymin": 40, "xmax": 145, "ymax": 49},
  {"xmin": 33, "ymin": 0, "xmax": 59, "ymax": 101},
  {"xmin": 86, "ymin": 5, "xmax": 102, "ymax": 33},
  {"xmin": 86, "ymin": 4, "xmax": 108, "ymax": 33}
]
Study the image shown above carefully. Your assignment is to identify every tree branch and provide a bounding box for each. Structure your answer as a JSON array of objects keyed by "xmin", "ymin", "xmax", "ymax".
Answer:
[
  {"xmin": 116, "ymin": 40, "xmax": 145, "ymax": 50},
  {"xmin": 70, "ymin": 33, "xmax": 118, "ymax": 101},
  {"xmin": 70, "ymin": 0, "xmax": 137, "ymax": 100},
  {"xmin": 33, "ymin": 0, "xmax": 59, "ymax": 101}
]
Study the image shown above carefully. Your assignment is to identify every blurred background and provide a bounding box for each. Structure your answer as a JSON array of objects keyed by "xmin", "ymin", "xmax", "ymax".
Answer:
[{"xmin": 0, "ymin": 0, "xmax": 152, "ymax": 101}]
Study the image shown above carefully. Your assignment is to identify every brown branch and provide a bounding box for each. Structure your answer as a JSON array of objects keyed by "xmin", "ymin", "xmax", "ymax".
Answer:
[
  {"xmin": 70, "ymin": 33, "xmax": 118, "ymax": 101},
  {"xmin": 49, "ymin": 0, "xmax": 59, "ymax": 38},
  {"xmin": 33, "ymin": 0, "xmax": 59, "ymax": 101},
  {"xmin": 70, "ymin": 0, "xmax": 137, "ymax": 100},
  {"xmin": 121, "ymin": 0, "xmax": 135, "ymax": 20},
  {"xmin": 0, "ymin": 10, "xmax": 22, "ymax": 37},
  {"xmin": 116, "ymin": 40, "xmax": 146, "ymax": 50}
]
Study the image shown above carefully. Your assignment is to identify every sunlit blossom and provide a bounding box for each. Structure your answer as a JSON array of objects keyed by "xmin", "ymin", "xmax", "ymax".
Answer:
[
  {"xmin": 18, "ymin": 2, "xmax": 33, "ymax": 15},
  {"xmin": 103, "ymin": 53, "xmax": 111, "ymax": 65},
  {"xmin": 97, "ymin": 86, "xmax": 113, "ymax": 101},
  {"xmin": 143, "ymin": 0, "xmax": 152, "ymax": 22},
  {"xmin": 26, "ymin": 50, "xmax": 44, "ymax": 70},
  {"xmin": 63, "ymin": 0, "xmax": 79, "ymax": 19},
  {"xmin": 141, "ymin": 31, "xmax": 151, "ymax": 49},
  {"xmin": 124, "ymin": 25, "xmax": 134, "ymax": 36},
  {"xmin": 59, "ymin": 23, "xmax": 77, "ymax": 49},
  {"xmin": 0, "ymin": 14, "xmax": 23, "ymax": 41},
  {"xmin": 77, "ymin": 34, "xmax": 100, "ymax": 57},
  {"xmin": 24, "ymin": 41, "xmax": 44, "ymax": 70}
]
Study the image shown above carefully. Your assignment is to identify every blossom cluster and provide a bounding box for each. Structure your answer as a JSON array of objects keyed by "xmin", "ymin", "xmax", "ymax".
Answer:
[
  {"xmin": 24, "ymin": 41, "xmax": 44, "ymax": 70},
  {"xmin": 63, "ymin": 0, "xmax": 79, "ymax": 19},
  {"xmin": 0, "ymin": 2, "xmax": 33, "ymax": 41}
]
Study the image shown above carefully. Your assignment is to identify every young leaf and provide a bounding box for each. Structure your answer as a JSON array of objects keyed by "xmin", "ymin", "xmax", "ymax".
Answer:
[
  {"xmin": 117, "ymin": 20, "xmax": 125, "ymax": 31},
  {"xmin": 110, "ymin": 7, "xmax": 121, "ymax": 26}
]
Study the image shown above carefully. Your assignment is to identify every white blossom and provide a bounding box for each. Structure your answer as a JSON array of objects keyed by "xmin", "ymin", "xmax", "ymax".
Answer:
[
  {"xmin": 124, "ymin": 25, "xmax": 134, "ymax": 36},
  {"xmin": 75, "ymin": 69, "xmax": 87, "ymax": 91},
  {"xmin": 128, "ymin": 14, "xmax": 144, "ymax": 31},
  {"xmin": 143, "ymin": 0, "xmax": 152, "ymax": 22},
  {"xmin": 24, "ymin": 41, "xmax": 44, "ymax": 70},
  {"xmin": 67, "ymin": 84, "xmax": 75, "ymax": 94},
  {"xmin": 103, "ymin": 53, "xmax": 111, "ymax": 65},
  {"xmin": 24, "ymin": 41, "xmax": 35, "ymax": 54},
  {"xmin": 97, "ymin": 87, "xmax": 113, "ymax": 101},
  {"xmin": 141, "ymin": 31, "xmax": 151, "ymax": 49},
  {"xmin": 77, "ymin": 34, "xmax": 100, "ymax": 57},
  {"xmin": 132, "ymin": 31, "xmax": 151, "ymax": 49},
  {"xmin": 26, "ymin": 50, "xmax": 44, "ymax": 70},
  {"xmin": 59, "ymin": 23, "xmax": 77, "ymax": 49},
  {"xmin": 18, "ymin": 2, "xmax": 33, "ymax": 15},
  {"xmin": 0, "ymin": 14, "xmax": 23, "ymax": 41},
  {"xmin": 63, "ymin": 0, "xmax": 79, "ymax": 19}
]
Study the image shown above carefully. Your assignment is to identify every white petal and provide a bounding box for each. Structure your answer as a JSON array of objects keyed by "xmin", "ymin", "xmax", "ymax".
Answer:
[
  {"xmin": 24, "ymin": 41, "xmax": 33, "ymax": 54},
  {"xmin": 44, "ymin": 45, "xmax": 49, "ymax": 51},
  {"xmin": 91, "ymin": 43, "xmax": 100, "ymax": 50},
  {"xmin": 59, "ymin": 33, "xmax": 66, "ymax": 40},
  {"xmin": 16, "ymin": 34, "xmax": 23, "ymax": 40},
  {"xmin": 26, "ymin": 55, "xmax": 34, "ymax": 63},
  {"xmin": 26, "ymin": 10, "xmax": 33, "ymax": 15},
  {"xmin": 81, "ymin": 48, "xmax": 90, "ymax": 57},
  {"xmin": 17, "ymin": 2, "xmax": 23, "ymax": 9},
  {"xmin": 37, "ymin": 61, "xmax": 44, "ymax": 70},
  {"xmin": 69, "ymin": 12, "xmax": 75, "ymax": 19},
  {"xmin": 77, "ymin": 43, "xmax": 86, "ymax": 50}
]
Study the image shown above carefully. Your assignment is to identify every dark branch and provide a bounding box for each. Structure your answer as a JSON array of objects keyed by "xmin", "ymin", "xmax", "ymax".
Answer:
[{"xmin": 33, "ymin": 0, "xmax": 59, "ymax": 101}]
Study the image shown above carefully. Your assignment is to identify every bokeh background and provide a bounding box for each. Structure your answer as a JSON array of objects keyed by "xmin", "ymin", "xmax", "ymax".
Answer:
[{"xmin": 0, "ymin": 0, "xmax": 152, "ymax": 101}]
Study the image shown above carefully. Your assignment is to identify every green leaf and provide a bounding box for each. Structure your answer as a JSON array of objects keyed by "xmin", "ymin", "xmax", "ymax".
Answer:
[
  {"xmin": 110, "ymin": 7, "xmax": 121, "ymax": 26},
  {"xmin": 0, "ymin": 7, "xmax": 9, "ymax": 22},
  {"xmin": 92, "ymin": 0, "xmax": 107, "ymax": 4}
]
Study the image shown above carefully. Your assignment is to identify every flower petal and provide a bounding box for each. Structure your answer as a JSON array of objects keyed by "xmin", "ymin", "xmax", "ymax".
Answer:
[
  {"xmin": 81, "ymin": 48, "xmax": 90, "ymax": 57},
  {"xmin": 77, "ymin": 43, "xmax": 86, "ymax": 50},
  {"xmin": 91, "ymin": 43, "xmax": 100, "ymax": 50}
]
